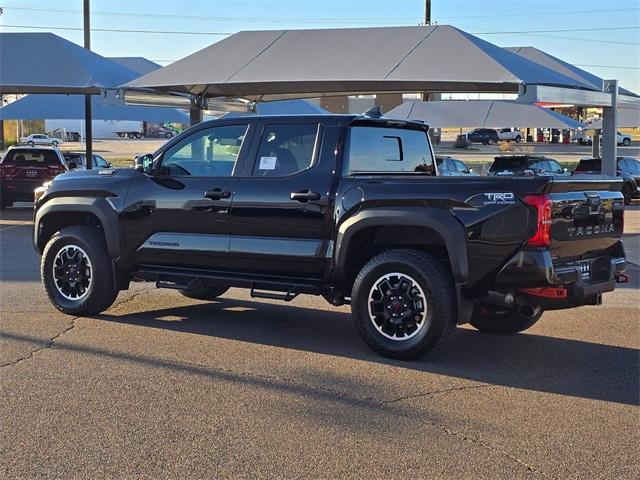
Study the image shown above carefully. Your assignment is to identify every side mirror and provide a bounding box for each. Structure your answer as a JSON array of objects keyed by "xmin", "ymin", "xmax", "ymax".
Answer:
[
  {"xmin": 468, "ymin": 168, "xmax": 473, "ymax": 173},
  {"xmin": 107, "ymin": 162, "xmax": 112, "ymax": 168},
  {"xmin": 67, "ymin": 161, "xmax": 78, "ymax": 170},
  {"xmin": 563, "ymin": 167, "xmax": 568, "ymax": 173},
  {"xmin": 133, "ymin": 154, "xmax": 153, "ymax": 173}
]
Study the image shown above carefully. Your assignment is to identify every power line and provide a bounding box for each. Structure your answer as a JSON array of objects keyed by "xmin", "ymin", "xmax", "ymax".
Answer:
[
  {"xmin": 3, "ymin": 4, "xmax": 638, "ymax": 22},
  {"xmin": 2, "ymin": 23, "xmax": 637, "ymax": 37},
  {"xmin": 574, "ymin": 64, "xmax": 640, "ymax": 70},
  {"xmin": 473, "ymin": 26, "xmax": 639, "ymax": 34},
  {"xmin": 0, "ymin": 24, "xmax": 233, "ymax": 35},
  {"xmin": 514, "ymin": 32, "xmax": 639, "ymax": 46}
]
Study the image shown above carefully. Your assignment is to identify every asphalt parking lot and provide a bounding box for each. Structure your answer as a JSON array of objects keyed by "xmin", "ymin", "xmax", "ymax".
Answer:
[{"xmin": 0, "ymin": 205, "xmax": 638, "ymax": 478}]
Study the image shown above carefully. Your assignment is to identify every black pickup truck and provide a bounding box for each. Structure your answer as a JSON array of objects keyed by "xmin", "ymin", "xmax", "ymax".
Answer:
[{"xmin": 33, "ymin": 114, "xmax": 627, "ymax": 359}]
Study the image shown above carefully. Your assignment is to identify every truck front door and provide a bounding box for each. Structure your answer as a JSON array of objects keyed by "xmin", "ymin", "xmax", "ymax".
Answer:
[
  {"xmin": 127, "ymin": 122, "xmax": 252, "ymax": 270},
  {"xmin": 229, "ymin": 119, "xmax": 339, "ymax": 278}
]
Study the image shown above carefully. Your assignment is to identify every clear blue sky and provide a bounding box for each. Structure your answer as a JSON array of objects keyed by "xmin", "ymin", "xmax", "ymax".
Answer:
[{"xmin": 1, "ymin": 0, "xmax": 639, "ymax": 92}]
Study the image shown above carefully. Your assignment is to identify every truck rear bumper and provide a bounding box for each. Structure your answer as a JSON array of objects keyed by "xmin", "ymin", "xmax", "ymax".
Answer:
[{"xmin": 492, "ymin": 243, "xmax": 626, "ymax": 309}]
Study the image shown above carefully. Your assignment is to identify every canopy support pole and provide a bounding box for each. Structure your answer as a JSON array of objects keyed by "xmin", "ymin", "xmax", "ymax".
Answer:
[
  {"xmin": 83, "ymin": 0, "xmax": 93, "ymax": 169},
  {"xmin": 592, "ymin": 132, "xmax": 600, "ymax": 158},
  {"xmin": 601, "ymin": 80, "xmax": 618, "ymax": 177}
]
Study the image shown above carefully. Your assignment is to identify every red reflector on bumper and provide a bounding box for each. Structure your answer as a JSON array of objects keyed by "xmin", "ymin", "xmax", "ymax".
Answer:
[
  {"xmin": 615, "ymin": 273, "xmax": 629, "ymax": 284},
  {"xmin": 520, "ymin": 287, "xmax": 568, "ymax": 299}
]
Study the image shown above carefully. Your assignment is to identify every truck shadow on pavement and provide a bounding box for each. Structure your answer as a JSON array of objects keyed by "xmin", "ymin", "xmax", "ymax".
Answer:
[{"xmin": 96, "ymin": 298, "xmax": 639, "ymax": 406}]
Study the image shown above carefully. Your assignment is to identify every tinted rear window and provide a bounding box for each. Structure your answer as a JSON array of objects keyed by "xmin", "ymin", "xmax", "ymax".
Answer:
[
  {"xmin": 574, "ymin": 159, "xmax": 601, "ymax": 172},
  {"xmin": 2, "ymin": 149, "xmax": 61, "ymax": 165},
  {"xmin": 345, "ymin": 126, "xmax": 434, "ymax": 174},
  {"xmin": 489, "ymin": 157, "xmax": 531, "ymax": 173}
]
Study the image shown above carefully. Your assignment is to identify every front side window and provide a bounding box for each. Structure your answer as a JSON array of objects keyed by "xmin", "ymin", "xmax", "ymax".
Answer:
[
  {"xmin": 454, "ymin": 160, "xmax": 469, "ymax": 173},
  {"xmin": 345, "ymin": 126, "xmax": 434, "ymax": 175},
  {"xmin": 253, "ymin": 123, "xmax": 318, "ymax": 176},
  {"xmin": 159, "ymin": 124, "xmax": 248, "ymax": 177},
  {"xmin": 548, "ymin": 159, "xmax": 564, "ymax": 173}
]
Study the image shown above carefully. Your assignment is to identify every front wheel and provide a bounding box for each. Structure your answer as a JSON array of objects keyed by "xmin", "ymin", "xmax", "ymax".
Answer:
[
  {"xmin": 28, "ymin": 141, "xmax": 35, "ymax": 147},
  {"xmin": 51, "ymin": 141, "xmax": 59, "ymax": 147},
  {"xmin": 41, "ymin": 226, "xmax": 118, "ymax": 315},
  {"xmin": 470, "ymin": 304, "xmax": 543, "ymax": 334},
  {"xmin": 180, "ymin": 286, "xmax": 229, "ymax": 301},
  {"xmin": 515, "ymin": 135, "xmax": 522, "ymax": 143},
  {"xmin": 351, "ymin": 250, "xmax": 457, "ymax": 360},
  {"xmin": 622, "ymin": 138, "xmax": 631, "ymax": 146}
]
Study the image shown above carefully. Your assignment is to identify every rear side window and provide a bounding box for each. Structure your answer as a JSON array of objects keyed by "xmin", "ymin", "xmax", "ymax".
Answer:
[
  {"xmin": 345, "ymin": 126, "xmax": 434, "ymax": 174},
  {"xmin": 253, "ymin": 123, "xmax": 319, "ymax": 176},
  {"xmin": 2, "ymin": 149, "xmax": 61, "ymax": 165}
]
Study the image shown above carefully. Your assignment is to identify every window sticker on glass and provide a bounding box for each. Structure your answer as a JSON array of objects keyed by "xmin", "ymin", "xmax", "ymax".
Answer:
[{"xmin": 259, "ymin": 156, "xmax": 277, "ymax": 170}]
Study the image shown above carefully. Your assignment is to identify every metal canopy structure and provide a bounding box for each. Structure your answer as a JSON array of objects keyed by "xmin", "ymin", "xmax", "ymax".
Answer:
[
  {"xmin": 0, "ymin": 94, "xmax": 189, "ymax": 123},
  {"xmin": 108, "ymin": 57, "xmax": 162, "ymax": 76},
  {"xmin": 124, "ymin": 25, "xmax": 597, "ymax": 101},
  {"xmin": 506, "ymin": 46, "xmax": 638, "ymax": 98},
  {"xmin": 589, "ymin": 107, "xmax": 640, "ymax": 129},
  {"xmin": 0, "ymin": 32, "xmax": 138, "ymax": 94},
  {"xmin": 388, "ymin": 100, "xmax": 585, "ymax": 129}
]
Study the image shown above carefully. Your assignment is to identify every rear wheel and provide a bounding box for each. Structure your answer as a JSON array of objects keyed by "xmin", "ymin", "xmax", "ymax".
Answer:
[
  {"xmin": 351, "ymin": 250, "xmax": 457, "ymax": 360},
  {"xmin": 51, "ymin": 141, "xmax": 59, "ymax": 147},
  {"xmin": 165, "ymin": 132, "xmax": 173, "ymax": 138},
  {"xmin": 482, "ymin": 139, "xmax": 489, "ymax": 145},
  {"xmin": 470, "ymin": 304, "xmax": 543, "ymax": 334},
  {"xmin": 515, "ymin": 135, "xmax": 522, "ymax": 143},
  {"xmin": 134, "ymin": 132, "xmax": 143, "ymax": 139},
  {"xmin": 41, "ymin": 226, "xmax": 118, "ymax": 315},
  {"xmin": 180, "ymin": 286, "xmax": 229, "ymax": 301},
  {"xmin": 127, "ymin": 132, "xmax": 135, "ymax": 139}
]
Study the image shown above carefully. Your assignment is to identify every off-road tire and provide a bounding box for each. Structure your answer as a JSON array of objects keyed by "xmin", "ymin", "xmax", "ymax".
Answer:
[
  {"xmin": 470, "ymin": 305, "xmax": 543, "ymax": 334},
  {"xmin": 180, "ymin": 286, "xmax": 229, "ymax": 301},
  {"xmin": 41, "ymin": 225, "xmax": 118, "ymax": 315},
  {"xmin": 351, "ymin": 249, "xmax": 457, "ymax": 360}
]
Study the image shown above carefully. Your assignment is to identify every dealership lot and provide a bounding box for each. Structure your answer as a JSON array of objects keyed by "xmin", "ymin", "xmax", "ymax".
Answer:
[{"xmin": 0, "ymin": 204, "xmax": 638, "ymax": 478}]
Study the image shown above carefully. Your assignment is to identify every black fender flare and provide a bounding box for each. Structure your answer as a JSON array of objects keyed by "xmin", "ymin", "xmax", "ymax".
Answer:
[
  {"xmin": 34, "ymin": 196, "xmax": 120, "ymax": 258},
  {"xmin": 333, "ymin": 207, "xmax": 469, "ymax": 284}
]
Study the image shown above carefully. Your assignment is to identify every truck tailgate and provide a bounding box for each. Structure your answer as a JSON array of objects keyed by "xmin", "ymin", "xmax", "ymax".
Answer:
[{"xmin": 545, "ymin": 177, "xmax": 625, "ymax": 261}]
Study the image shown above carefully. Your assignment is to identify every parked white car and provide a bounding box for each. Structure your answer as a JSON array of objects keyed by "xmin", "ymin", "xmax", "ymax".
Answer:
[
  {"xmin": 497, "ymin": 128, "xmax": 522, "ymax": 143},
  {"xmin": 617, "ymin": 132, "xmax": 632, "ymax": 146},
  {"xmin": 19, "ymin": 134, "xmax": 63, "ymax": 147},
  {"xmin": 572, "ymin": 131, "xmax": 632, "ymax": 146}
]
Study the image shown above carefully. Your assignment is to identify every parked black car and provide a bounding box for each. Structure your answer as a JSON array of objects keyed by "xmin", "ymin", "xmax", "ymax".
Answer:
[
  {"xmin": 573, "ymin": 156, "xmax": 640, "ymax": 204},
  {"xmin": 32, "ymin": 114, "xmax": 626, "ymax": 359},
  {"xmin": 436, "ymin": 155, "xmax": 477, "ymax": 176},
  {"xmin": 488, "ymin": 155, "xmax": 570, "ymax": 177},
  {"xmin": 466, "ymin": 128, "xmax": 499, "ymax": 145}
]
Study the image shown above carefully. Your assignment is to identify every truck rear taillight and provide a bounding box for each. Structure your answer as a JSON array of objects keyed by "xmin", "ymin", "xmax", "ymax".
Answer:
[{"xmin": 523, "ymin": 194, "xmax": 552, "ymax": 247}]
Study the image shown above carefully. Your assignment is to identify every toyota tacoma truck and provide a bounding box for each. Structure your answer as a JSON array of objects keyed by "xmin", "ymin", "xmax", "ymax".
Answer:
[{"xmin": 33, "ymin": 114, "xmax": 627, "ymax": 359}]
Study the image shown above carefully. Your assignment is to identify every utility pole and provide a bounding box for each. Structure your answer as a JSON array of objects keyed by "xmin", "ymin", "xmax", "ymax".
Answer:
[
  {"xmin": 425, "ymin": 0, "xmax": 431, "ymax": 25},
  {"xmin": 83, "ymin": 0, "xmax": 93, "ymax": 169}
]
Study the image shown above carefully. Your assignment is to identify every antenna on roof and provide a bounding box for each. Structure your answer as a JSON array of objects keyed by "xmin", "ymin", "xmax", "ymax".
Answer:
[{"xmin": 363, "ymin": 106, "xmax": 383, "ymax": 118}]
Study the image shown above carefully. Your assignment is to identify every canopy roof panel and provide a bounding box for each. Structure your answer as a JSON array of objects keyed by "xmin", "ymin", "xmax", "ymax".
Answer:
[
  {"xmin": 125, "ymin": 25, "xmax": 597, "ymax": 101},
  {"xmin": 388, "ymin": 100, "xmax": 586, "ymax": 129},
  {"xmin": 506, "ymin": 46, "xmax": 638, "ymax": 98},
  {"xmin": 0, "ymin": 32, "xmax": 139, "ymax": 94},
  {"xmin": 109, "ymin": 57, "xmax": 161, "ymax": 76},
  {"xmin": 0, "ymin": 94, "xmax": 189, "ymax": 123}
]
